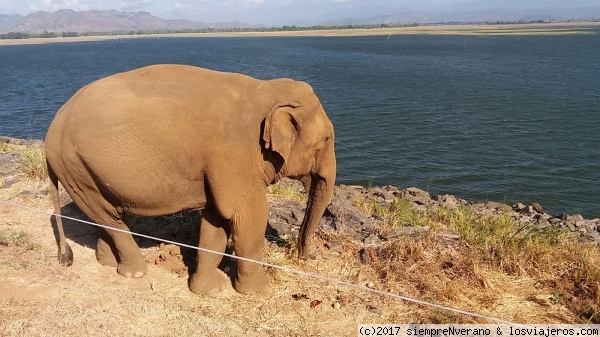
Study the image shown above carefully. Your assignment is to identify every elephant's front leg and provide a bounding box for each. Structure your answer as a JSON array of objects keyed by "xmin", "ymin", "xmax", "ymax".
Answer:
[
  {"xmin": 231, "ymin": 197, "xmax": 270, "ymax": 294},
  {"xmin": 189, "ymin": 208, "xmax": 230, "ymax": 295}
]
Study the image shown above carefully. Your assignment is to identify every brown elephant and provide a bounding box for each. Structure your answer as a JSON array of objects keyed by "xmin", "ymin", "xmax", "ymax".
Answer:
[{"xmin": 45, "ymin": 64, "xmax": 336, "ymax": 295}]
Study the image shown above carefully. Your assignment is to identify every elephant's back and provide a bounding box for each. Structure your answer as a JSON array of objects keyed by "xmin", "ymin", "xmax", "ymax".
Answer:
[
  {"xmin": 52, "ymin": 65, "xmax": 261, "ymax": 139},
  {"xmin": 112, "ymin": 64, "xmax": 256, "ymax": 85}
]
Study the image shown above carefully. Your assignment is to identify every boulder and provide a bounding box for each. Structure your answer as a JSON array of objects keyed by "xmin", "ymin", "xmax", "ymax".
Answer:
[
  {"xmin": 400, "ymin": 187, "xmax": 431, "ymax": 206},
  {"xmin": 432, "ymin": 194, "xmax": 461, "ymax": 209}
]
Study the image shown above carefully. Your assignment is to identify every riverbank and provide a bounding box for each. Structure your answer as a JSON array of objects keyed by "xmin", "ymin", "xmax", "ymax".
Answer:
[
  {"xmin": 3, "ymin": 135, "xmax": 598, "ymax": 244},
  {"xmin": 1, "ymin": 21, "xmax": 598, "ymax": 46}
]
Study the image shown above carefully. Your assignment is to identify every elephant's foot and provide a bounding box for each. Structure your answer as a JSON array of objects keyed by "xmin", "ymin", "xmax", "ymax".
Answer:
[
  {"xmin": 96, "ymin": 238, "xmax": 118, "ymax": 267},
  {"xmin": 58, "ymin": 243, "xmax": 74, "ymax": 267},
  {"xmin": 189, "ymin": 269, "xmax": 228, "ymax": 295},
  {"xmin": 116, "ymin": 256, "xmax": 148, "ymax": 278},
  {"xmin": 234, "ymin": 270, "xmax": 270, "ymax": 295}
]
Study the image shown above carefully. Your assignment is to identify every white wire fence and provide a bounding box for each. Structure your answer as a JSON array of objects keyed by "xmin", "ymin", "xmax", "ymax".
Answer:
[{"xmin": 1, "ymin": 198, "xmax": 533, "ymax": 327}]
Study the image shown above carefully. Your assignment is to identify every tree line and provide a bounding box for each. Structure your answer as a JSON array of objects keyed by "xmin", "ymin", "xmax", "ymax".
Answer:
[
  {"xmin": 0, "ymin": 24, "xmax": 415, "ymax": 39},
  {"xmin": 0, "ymin": 31, "xmax": 79, "ymax": 39},
  {"xmin": 0, "ymin": 19, "xmax": 598, "ymax": 40}
]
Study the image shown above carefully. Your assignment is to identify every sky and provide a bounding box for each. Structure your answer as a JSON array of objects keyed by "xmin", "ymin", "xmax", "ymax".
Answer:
[{"xmin": 1, "ymin": 0, "xmax": 598, "ymax": 26}]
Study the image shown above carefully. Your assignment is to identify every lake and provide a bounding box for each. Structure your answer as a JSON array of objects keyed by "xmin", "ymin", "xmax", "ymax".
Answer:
[{"xmin": 1, "ymin": 32, "xmax": 599, "ymax": 217}]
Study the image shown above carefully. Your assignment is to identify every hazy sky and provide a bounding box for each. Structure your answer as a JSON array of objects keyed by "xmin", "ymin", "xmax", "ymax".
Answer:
[{"xmin": 1, "ymin": 0, "xmax": 598, "ymax": 26}]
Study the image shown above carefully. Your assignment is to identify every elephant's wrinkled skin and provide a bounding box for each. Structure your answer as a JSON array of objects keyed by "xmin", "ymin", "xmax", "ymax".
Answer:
[{"xmin": 45, "ymin": 64, "xmax": 336, "ymax": 295}]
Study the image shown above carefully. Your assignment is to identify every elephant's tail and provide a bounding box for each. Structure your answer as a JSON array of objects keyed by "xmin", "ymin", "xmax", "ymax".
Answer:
[{"xmin": 48, "ymin": 161, "xmax": 73, "ymax": 266}]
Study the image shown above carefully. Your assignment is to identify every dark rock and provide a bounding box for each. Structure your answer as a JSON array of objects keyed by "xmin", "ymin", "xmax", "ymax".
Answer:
[
  {"xmin": 567, "ymin": 214, "xmax": 584, "ymax": 222},
  {"xmin": 512, "ymin": 202, "xmax": 526, "ymax": 212},
  {"xmin": 369, "ymin": 187, "xmax": 396, "ymax": 204},
  {"xmin": 363, "ymin": 234, "xmax": 380, "ymax": 246},
  {"xmin": 471, "ymin": 202, "xmax": 486, "ymax": 213},
  {"xmin": 536, "ymin": 218, "xmax": 551, "ymax": 229},
  {"xmin": 585, "ymin": 231, "xmax": 600, "ymax": 241},
  {"xmin": 319, "ymin": 217, "xmax": 336, "ymax": 232},
  {"xmin": 432, "ymin": 194, "xmax": 460, "ymax": 209},
  {"xmin": 548, "ymin": 217, "xmax": 563, "ymax": 225},
  {"xmin": 359, "ymin": 248, "xmax": 371, "ymax": 264},
  {"xmin": 325, "ymin": 192, "xmax": 373, "ymax": 232},
  {"xmin": 521, "ymin": 205, "xmax": 535, "ymax": 215},
  {"xmin": 400, "ymin": 187, "xmax": 431, "ymax": 205},
  {"xmin": 336, "ymin": 184, "xmax": 367, "ymax": 201},
  {"xmin": 531, "ymin": 202, "xmax": 544, "ymax": 214},
  {"xmin": 267, "ymin": 199, "xmax": 305, "ymax": 239},
  {"xmin": 486, "ymin": 201, "xmax": 513, "ymax": 213}
]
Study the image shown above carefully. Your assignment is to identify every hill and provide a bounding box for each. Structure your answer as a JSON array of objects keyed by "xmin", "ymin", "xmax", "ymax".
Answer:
[
  {"xmin": 0, "ymin": 9, "xmax": 259, "ymax": 34},
  {"xmin": 321, "ymin": 7, "xmax": 600, "ymax": 26}
]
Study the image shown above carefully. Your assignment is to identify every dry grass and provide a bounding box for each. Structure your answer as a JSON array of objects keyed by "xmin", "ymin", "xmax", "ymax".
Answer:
[
  {"xmin": 16, "ymin": 145, "xmax": 47, "ymax": 181},
  {"xmin": 267, "ymin": 183, "xmax": 308, "ymax": 203},
  {"xmin": 354, "ymin": 196, "xmax": 430, "ymax": 231},
  {"xmin": 0, "ymin": 228, "xmax": 39, "ymax": 251},
  {"xmin": 1, "ymin": 154, "xmax": 599, "ymax": 335},
  {"xmin": 353, "ymin": 196, "xmax": 600, "ymax": 322}
]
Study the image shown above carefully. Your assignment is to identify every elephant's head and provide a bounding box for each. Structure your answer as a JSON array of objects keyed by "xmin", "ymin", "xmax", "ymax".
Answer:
[{"xmin": 262, "ymin": 79, "xmax": 336, "ymax": 260}]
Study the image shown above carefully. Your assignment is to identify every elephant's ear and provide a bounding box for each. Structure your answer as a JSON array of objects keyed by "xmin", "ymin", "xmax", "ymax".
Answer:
[{"xmin": 263, "ymin": 102, "xmax": 301, "ymax": 163}]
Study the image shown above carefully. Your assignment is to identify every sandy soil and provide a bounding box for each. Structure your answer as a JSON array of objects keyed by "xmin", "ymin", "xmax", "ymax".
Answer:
[
  {"xmin": 0, "ymin": 22, "xmax": 598, "ymax": 46},
  {"xmin": 0, "ymin": 183, "xmax": 398, "ymax": 337},
  {"xmin": 0, "ymin": 182, "xmax": 582, "ymax": 336}
]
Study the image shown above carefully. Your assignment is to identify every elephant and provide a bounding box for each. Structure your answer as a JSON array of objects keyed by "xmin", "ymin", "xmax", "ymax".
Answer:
[{"xmin": 44, "ymin": 64, "xmax": 336, "ymax": 295}]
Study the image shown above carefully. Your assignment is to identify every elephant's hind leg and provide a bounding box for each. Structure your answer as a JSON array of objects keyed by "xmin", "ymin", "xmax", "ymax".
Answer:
[
  {"xmin": 70, "ymin": 193, "xmax": 147, "ymax": 278},
  {"xmin": 96, "ymin": 229, "xmax": 118, "ymax": 267},
  {"xmin": 189, "ymin": 208, "xmax": 230, "ymax": 295},
  {"xmin": 101, "ymin": 217, "xmax": 147, "ymax": 278}
]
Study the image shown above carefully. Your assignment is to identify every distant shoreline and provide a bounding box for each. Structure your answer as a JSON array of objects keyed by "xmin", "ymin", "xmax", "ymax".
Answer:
[{"xmin": 1, "ymin": 21, "xmax": 598, "ymax": 46}]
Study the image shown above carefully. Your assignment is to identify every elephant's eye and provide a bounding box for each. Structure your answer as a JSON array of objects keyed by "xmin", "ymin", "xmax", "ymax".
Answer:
[{"xmin": 323, "ymin": 136, "xmax": 330, "ymax": 142}]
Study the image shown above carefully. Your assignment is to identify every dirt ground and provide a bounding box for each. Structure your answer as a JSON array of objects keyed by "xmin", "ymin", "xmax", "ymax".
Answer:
[
  {"xmin": 1, "ymin": 180, "xmax": 586, "ymax": 337},
  {"xmin": 0, "ymin": 179, "xmax": 421, "ymax": 337}
]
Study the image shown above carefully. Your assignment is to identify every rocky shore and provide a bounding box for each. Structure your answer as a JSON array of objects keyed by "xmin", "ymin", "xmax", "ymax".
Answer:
[
  {"xmin": 267, "ymin": 179, "xmax": 600, "ymax": 255},
  {"xmin": 2, "ymin": 135, "xmax": 599, "ymax": 253}
]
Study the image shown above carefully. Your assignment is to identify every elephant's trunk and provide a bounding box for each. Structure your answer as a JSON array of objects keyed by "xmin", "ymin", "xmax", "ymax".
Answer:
[{"xmin": 297, "ymin": 143, "xmax": 336, "ymax": 260}]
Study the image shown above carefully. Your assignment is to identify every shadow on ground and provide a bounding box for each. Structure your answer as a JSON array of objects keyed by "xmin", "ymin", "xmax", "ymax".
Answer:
[
  {"xmin": 49, "ymin": 202, "xmax": 204, "ymax": 276},
  {"xmin": 48, "ymin": 201, "xmax": 285, "ymax": 281}
]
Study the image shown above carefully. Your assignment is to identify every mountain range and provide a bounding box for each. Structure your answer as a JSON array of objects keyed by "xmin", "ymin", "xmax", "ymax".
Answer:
[
  {"xmin": 0, "ymin": 7, "xmax": 599, "ymax": 34},
  {"xmin": 0, "ymin": 9, "xmax": 259, "ymax": 34}
]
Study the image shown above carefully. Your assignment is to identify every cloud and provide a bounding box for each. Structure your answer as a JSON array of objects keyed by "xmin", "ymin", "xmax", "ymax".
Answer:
[
  {"xmin": 44, "ymin": 0, "xmax": 80, "ymax": 7},
  {"xmin": 241, "ymin": 0, "xmax": 264, "ymax": 7},
  {"xmin": 119, "ymin": 0, "xmax": 153, "ymax": 11}
]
